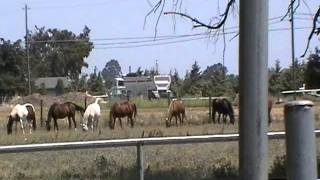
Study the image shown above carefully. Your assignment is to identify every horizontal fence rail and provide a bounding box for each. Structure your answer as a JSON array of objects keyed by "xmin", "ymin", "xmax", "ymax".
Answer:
[{"xmin": 0, "ymin": 130, "xmax": 320, "ymax": 154}]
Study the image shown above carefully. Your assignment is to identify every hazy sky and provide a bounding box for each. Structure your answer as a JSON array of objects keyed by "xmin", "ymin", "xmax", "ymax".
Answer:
[{"xmin": 0, "ymin": 0, "xmax": 319, "ymax": 76}]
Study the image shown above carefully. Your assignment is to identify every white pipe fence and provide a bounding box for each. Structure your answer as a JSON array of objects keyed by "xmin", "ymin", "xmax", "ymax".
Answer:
[{"xmin": 1, "ymin": 130, "xmax": 320, "ymax": 179}]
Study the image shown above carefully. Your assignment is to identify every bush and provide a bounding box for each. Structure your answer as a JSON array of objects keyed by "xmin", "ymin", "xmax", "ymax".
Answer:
[{"xmin": 55, "ymin": 79, "xmax": 65, "ymax": 95}]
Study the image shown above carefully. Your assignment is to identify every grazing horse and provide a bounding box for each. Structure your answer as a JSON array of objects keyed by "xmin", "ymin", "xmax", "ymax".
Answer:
[
  {"xmin": 212, "ymin": 98, "xmax": 235, "ymax": 124},
  {"xmin": 80, "ymin": 98, "xmax": 102, "ymax": 132},
  {"xmin": 109, "ymin": 101, "xmax": 137, "ymax": 129},
  {"xmin": 46, "ymin": 102, "xmax": 85, "ymax": 131},
  {"xmin": 268, "ymin": 99, "xmax": 273, "ymax": 125},
  {"xmin": 7, "ymin": 103, "xmax": 36, "ymax": 140},
  {"xmin": 166, "ymin": 99, "xmax": 186, "ymax": 127}
]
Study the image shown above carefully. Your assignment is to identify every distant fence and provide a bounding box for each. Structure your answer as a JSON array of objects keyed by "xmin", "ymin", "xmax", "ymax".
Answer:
[{"xmin": 1, "ymin": 130, "xmax": 320, "ymax": 180}]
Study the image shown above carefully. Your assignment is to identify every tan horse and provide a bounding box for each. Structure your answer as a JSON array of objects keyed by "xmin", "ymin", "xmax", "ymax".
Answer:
[
  {"xmin": 109, "ymin": 101, "xmax": 137, "ymax": 129},
  {"xmin": 166, "ymin": 99, "xmax": 186, "ymax": 127}
]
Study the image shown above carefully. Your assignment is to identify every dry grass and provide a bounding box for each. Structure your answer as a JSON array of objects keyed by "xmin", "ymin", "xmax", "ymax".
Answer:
[{"xmin": 0, "ymin": 101, "xmax": 319, "ymax": 179}]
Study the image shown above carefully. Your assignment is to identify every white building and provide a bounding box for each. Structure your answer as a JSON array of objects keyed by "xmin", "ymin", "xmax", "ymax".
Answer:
[{"xmin": 153, "ymin": 75, "xmax": 171, "ymax": 93}]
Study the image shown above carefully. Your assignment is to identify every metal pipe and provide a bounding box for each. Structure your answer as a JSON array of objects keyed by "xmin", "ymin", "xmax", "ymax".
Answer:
[
  {"xmin": 284, "ymin": 100, "xmax": 317, "ymax": 180},
  {"xmin": 1, "ymin": 131, "xmax": 320, "ymax": 154},
  {"xmin": 137, "ymin": 143, "xmax": 144, "ymax": 180},
  {"xmin": 239, "ymin": 0, "xmax": 269, "ymax": 179}
]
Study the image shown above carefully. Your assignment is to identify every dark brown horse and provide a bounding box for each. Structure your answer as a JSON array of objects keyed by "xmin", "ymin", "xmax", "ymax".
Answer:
[
  {"xmin": 46, "ymin": 102, "xmax": 85, "ymax": 131},
  {"xmin": 212, "ymin": 98, "xmax": 235, "ymax": 124},
  {"xmin": 166, "ymin": 99, "xmax": 186, "ymax": 127},
  {"xmin": 109, "ymin": 101, "xmax": 137, "ymax": 129}
]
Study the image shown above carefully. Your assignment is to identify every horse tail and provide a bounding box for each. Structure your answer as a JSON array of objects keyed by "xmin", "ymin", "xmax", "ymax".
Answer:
[
  {"xmin": 7, "ymin": 116, "xmax": 14, "ymax": 135},
  {"xmin": 132, "ymin": 103, "xmax": 137, "ymax": 118},
  {"xmin": 72, "ymin": 103, "xmax": 85, "ymax": 114},
  {"xmin": 25, "ymin": 104, "xmax": 36, "ymax": 130}
]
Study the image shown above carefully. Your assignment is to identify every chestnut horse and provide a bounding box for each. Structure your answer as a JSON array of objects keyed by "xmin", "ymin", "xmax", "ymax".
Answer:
[
  {"xmin": 109, "ymin": 101, "xmax": 137, "ymax": 129},
  {"xmin": 211, "ymin": 98, "xmax": 235, "ymax": 124},
  {"xmin": 46, "ymin": 102, "xmax": 85, "ymax": 131},
  {"xmin": 166, "ymin": 99, "xmax": 186, "ymax": 127},
  {"xmin": 268, "ymin": 99, "xmax": 273, "ymax": 124}
]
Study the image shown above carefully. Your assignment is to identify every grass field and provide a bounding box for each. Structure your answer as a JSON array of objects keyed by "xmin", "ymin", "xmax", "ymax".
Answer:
[{"xmin": 0, "ymin": 96, "xmax": 320, "ymax": 179}]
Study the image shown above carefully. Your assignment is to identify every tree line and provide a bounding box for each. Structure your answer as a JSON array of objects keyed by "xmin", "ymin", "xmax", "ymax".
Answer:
[{"xmin": 1, "ymin": 26, "xmax": 320, "ymax": 98}]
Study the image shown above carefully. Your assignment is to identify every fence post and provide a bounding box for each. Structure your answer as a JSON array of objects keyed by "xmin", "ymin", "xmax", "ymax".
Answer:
[
  {"xmin": 137, "ymin": 143, "xmax": 144, "ymax": 180},
  {"xmin": 284, "ymin": 100, "xmax": 317, "ymax": 180},
  {"xmin": 84, "ymin": 96, "xmax": 87, "ymax": 109},
  {"xmin": 40, "ymin": 99, "xmax": 43, "ymax": 127},
  {"xmin": 167, "ymin": 92, "xmax": 171, "ymax": 107},
  {"xmin": 208, "ymin": 96, "xmax": 212, "ymax": 123}
]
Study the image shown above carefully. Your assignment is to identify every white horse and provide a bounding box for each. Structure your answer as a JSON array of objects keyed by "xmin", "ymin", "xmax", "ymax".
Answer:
[
  {"xmin": 80, "ymin": 98, "xmax": 101, "ymax": 132},
  {"xmin": 7, "ymin": 103, "xmax": 36, "ymax": 141}
]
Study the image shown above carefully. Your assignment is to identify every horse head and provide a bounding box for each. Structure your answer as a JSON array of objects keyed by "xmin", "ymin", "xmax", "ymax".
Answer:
[
  {"xmin": 80, "ymin": 123, "xmax": 89, "ymax": 131},
  {"xmin": 7, "ymin": 115, "xmax": 16, "ymax": 135}
]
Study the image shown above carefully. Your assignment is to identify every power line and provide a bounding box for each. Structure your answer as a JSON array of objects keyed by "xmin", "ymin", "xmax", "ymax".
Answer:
[{"xmin": 92, "ymin": 26, "xmax": 312, "ymax": 49}]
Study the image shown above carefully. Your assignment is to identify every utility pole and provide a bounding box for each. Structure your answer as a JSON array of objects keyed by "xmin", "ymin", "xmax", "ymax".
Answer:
[
  {"xmin": 155, "ymin": 60, "xmax": 159, "ymax": 75},
  {"xmin": 24, "ymin": 4, "xmax": 31, "ymax": 95},
  {"xmin": 290, "ymin": 0, "xmax": 296, "ymax": 100}
]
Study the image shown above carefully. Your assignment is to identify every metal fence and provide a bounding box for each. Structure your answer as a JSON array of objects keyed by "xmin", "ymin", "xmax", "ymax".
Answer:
[{"xmin": 1, "ymin": 130, "xmax": 320, "ymax": 179}]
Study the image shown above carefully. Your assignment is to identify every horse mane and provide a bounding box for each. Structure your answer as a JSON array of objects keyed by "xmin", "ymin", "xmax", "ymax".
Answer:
[
  {"xmin": 94, "ymin": 98, "xmax": 102, "ymax": 104},
  {"xmin": 23, "ymin": 103, "xmax": 35, "ymax": 111}
]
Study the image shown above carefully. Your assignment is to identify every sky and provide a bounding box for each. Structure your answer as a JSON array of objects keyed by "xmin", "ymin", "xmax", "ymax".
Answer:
[{"xmin": 0, "ymin": 0, "xmax": 319, "ymax": 76}]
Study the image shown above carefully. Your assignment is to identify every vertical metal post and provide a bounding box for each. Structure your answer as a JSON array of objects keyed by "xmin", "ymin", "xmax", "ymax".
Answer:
[
  {"xmin": 209, "ymin": 96, "xmax": 212, "ymax": 123},
  {"xmin": 239, "ymin": 0, "xmax": 268, "ymax": 179},
  {"xmin": 284, "ymin": 100, "xmax": 317, "ymax": 180},
  {"xmin": 40, "ymin": 99, "xmax": 43, "ymax": 127},
  {"xmin": 137, "ymin": 143, "xmax": 144, "ymax": 180},
  {"xmin": 290, "ymin": 0, "xmax": 297, "ymax": 100},
  {"xmin": 24, "ymin": 4, "xmax": 31, "ymax": 95}
]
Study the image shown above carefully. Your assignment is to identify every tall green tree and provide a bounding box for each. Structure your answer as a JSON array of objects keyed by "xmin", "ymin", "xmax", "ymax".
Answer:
[
  {"xmin": 55, "ymin": 79, "xmax": 65, "ymax": 95},
  {"xmin": 0, "ymin": 39, "xmax": 28, "ymax": 95},
  {"xmin": 182, "ymin": 61, "xmax": 202, "ymax": 96},
  {"xmin": 279, "ymin": 59, "xmax": 306, "ymax": 91},
  {"xmin": 269, "ymin": 60, "xmax": 282, "ymax": 96},
  {"xmin": 305, "ymin": 48, "xmax": 320, "ymax": 89},
  {"xmin": 88, "ymin": 67, "xmax": 105, "ymax": 95},
  {"xmin": 170, "ymin": 69, "xmax": 183, "ymax": 97},
  {"xmin": 101, "ymin": 59, "xmax": 122, "ymax": 89},
  {"xmin": 29, "ymin": 26, "xmax": 93, "ymax": 81}
]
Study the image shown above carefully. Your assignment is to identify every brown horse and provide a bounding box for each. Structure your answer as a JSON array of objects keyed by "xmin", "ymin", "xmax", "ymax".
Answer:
[
  {"xmin": 109, "ymin": 101, "xmax": 137, "ymax": 129},
  {"xmin": 212, "ymin": 98, "xmax": 235, "ymax": 124},
  {"xmin": 46, "ymin": 102, "xmax": 85, "ymax": 131},
  {"xmin": 166, "ymin": 99, "xmax": 186, "ymax": 127}
]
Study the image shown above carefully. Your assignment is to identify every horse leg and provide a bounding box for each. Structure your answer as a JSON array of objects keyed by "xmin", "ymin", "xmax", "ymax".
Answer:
[
  {"xmin": 213, "ymin": 111, "xmax": 216, "ymax": 123},
  {"xmin": 130, "ymin": 116, "xmax": 134, "ymax": 128},
  {"xmin": 14, "ymin": 121, "xmax": 18, "ymax": 134},
  {"xmin": 54, "ymin": 118, "xmax": 59, "ymax": 131},
  {"xmin": 178, "ymin": 114, "xmax": 182, "ymax": 126},
  {"xmin": 20, "ymin": 119, "xmax": 27, "ymax": 141},
  {"xmin": 119, "ymin": 118, "xmax": 123, "ymax": 128},
  {"xmin": 218, "ymin": 113, "xmax": 221, "ymax": 124},
  {"xmin": 67, "ymin": 117, "xmax": 72, "ymax": 129},
  {"xmin": 175, "ymin": 116, "xmax": 178, "ymax": 126},
  {"xmin": 72, "ymin": 115, "xmax": 77, "ymax": 129},
  {"xmin": 223, "ymin": 114, "xmax": 227, "ymax": 124}
]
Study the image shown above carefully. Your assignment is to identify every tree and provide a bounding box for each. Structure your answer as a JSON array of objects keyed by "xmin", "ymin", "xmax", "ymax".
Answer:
[
  {"xmin": 28, "ymin": 26, "xmax": 94, "ymax": 81},
  {"xmin": 101, "ymin": 59, "xmax": 122, "ymax": 89},
  {"xmin": 0, "ymin": 39, "xmax": 28, "ymax": 96},
  {"xmin": 279, "ymin": 59, "xmax": 306, "ymax": 91},
  {"xmin": 38, "ymin": 83, "xmax": 47, "ymax": 95},
  {"xmin": 269, "ymin": 60, "xmax": 282, "ymax": 96},
  {"xmin": 305, "ymin": 48, "xmax": 320, "ymax": 89},
  {"xmin": 182, "ymin": 61, "xmax": 202, "ymax": 96},
  {"xmin": 55, "ymin": 79, "xmax": 65, "ymax": 95},
  {"xmin": 88, "ymin": 67, "xmax": 105, "ymax": 95},
  {"xmin": 170, "ymin": 69, "xmax": 183, "ymax": 97}
]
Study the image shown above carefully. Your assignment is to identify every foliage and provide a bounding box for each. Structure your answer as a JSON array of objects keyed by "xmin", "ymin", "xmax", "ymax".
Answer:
[
  {"xmin": 55, "ymin": 79, "xmax": 65, "ymax": 95},
  {"xmin": 28, "ymin": 26, "xmax": 93, "ymax": 81},
  {"xmin": 278, "ymin": 59, "xmax": 306, "ymax": 91},
  {"xmin": 170, "ymin": 69, "xmax": 183, "ymax": 97},
  {"xmin": 126, "ymin": 67, "xmax": 144, "ymax": 77},
  {"xmin": 88, "ymin": 67, "xmax": 105, "ymax": 95},
  {"xmin": 0, "ymin": 39, "xmax": 28, "ymax": 95},
  {"xmin": 182, "ymin": 61, "xmax": 202, "ymax": 96},
  {"xmin": 305, "ymin": 48, "xmax": 320, "ymax": 89},
  {"xmin": 101, "ymin": 59, "xmax": 122, "ymax": 89},
  {"xmin": 38, "ymin": 83, "xmax": 47, "ymax": 95},
  {"xmin": 269, "ymin": 60, "xmax": 282, "ymax": 96}
]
